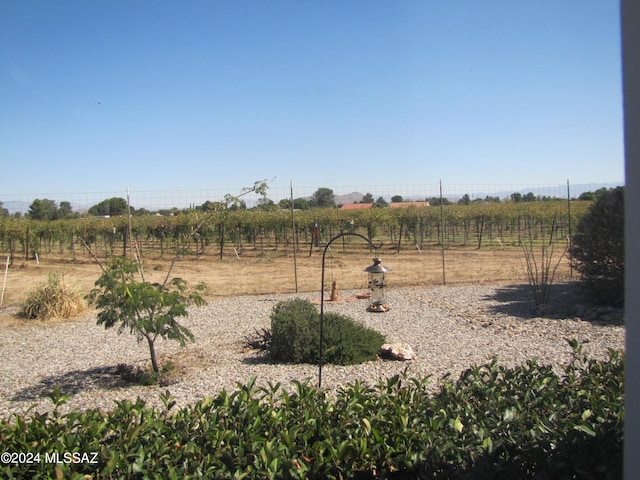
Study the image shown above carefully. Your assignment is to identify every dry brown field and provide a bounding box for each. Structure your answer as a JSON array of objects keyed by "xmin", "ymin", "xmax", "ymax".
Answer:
[{"xmin": 0, "ymin": 245, "xmax": 573, "ymax": 321}]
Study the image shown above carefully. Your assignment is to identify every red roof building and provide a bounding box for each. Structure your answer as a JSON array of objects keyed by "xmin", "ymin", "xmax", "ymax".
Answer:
[{"xmin": 339, "ymin": 203, "xmax": 374, "ymax": 210}]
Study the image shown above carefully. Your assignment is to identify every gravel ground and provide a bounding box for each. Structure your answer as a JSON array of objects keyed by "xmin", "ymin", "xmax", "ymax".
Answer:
[{"xmin": 0, "ymin": 282, "xmax": 625, "ymax": 418}]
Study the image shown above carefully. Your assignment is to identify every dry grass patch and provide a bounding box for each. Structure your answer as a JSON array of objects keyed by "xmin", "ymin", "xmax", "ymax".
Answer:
[{"xmin": 21, "ymin": 272, "xmax": 86, "ymax": 320}]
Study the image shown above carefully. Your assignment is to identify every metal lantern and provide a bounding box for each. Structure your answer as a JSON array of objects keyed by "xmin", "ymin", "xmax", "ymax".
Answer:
[{"xmin": 364, "ymin": 257, "xmax": 391, "ymax": 312}]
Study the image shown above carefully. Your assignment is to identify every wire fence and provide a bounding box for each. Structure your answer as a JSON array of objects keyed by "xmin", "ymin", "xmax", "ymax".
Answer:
[
  {"xmin": 0, "ymin": 181, "xmax": 621, "ymax": 215},
  {"xmin": 1, "ymin": 180, "xmax": 620, "ymax": 303}
]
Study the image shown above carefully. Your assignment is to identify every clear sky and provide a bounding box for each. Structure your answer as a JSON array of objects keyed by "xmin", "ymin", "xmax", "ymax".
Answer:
[{"xmin": 0, "ymin": 1, "xmax": 624, "ymax": 199}]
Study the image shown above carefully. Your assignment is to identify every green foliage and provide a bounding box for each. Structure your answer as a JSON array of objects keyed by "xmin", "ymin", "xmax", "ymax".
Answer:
[
  {"xmin": 578, "ymin": 187, "xmax": 611, "ymax": 201},
  {"xmin": 428, "ymin": 196, "xmax": 452, "ymax": 206},
  {"xmin": 0, "ymin": 345, "xmax": 623, "ymax": 479},
  {"xmin": 320, "ymin": 313, "xmax": 386, "ymax": 365},
  {"xmin": 361, "ymin": 192, "xmax": 374, "ymax": 203},
  {"xmin": 27, "ymin": 198, "xmax": 61, "ymax": 220},
  {"xmin": 511, "ymin": 192, "xmax": 538, "ymax": 203},
  {"xmin": 86, "ymin": 258, "xmax": 206, "ymax": 373},
  {"xmin": 270, "ymin": 298, "xmax": 319, "ymax": 363},
  {"xmin": 270, "ymin": 298, "xmax": 385, "ymax": 365},
  {"xmin": 373, "ymin": 196, "xmax": 388, "ymax": 208},
  {"xmin": 310, "ymin": 187, "xmax": 336, "ymax": 208},
  {"xmin": 21, "ymin": 272, "xmax": 86, "ymax": 320},
  {"xmin": 88, "ymin": 197, "xmax": 130, "ymax": 216},
  {"xmin": 0, "ymin": 199, "xmax": 592, "ymax": 263},
  {"xmin": 458, "ymin": 193, "xmax": 471, "ymax": 205},
  {"xmin": 571, "ymin": 186, "xmax": 624, "ymax": 306}
]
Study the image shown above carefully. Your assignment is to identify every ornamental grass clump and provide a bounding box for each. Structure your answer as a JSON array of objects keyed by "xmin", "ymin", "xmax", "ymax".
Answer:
[
  {"xmin": 269, "ymin": 298, "xmax": 385, "ymax": 365},
  {"xmin": 21, "ymin": 272, "xmax": 86, "ymax": 320}
]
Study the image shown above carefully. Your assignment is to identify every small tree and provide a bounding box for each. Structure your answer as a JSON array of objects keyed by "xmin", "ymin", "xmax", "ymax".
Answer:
[
  {"xmin": 86, "ymin": 258, "xmax": 206, "ymax": 373},
  {"xmin": 84, "ymin": 180, "xmax": 269, "ymax": 375}
]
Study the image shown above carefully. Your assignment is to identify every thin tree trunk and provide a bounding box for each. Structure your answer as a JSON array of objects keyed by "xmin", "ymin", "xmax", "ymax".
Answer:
[{"xmin": 146, "ymin": 335, "xmax": 159, "ymax": 373}]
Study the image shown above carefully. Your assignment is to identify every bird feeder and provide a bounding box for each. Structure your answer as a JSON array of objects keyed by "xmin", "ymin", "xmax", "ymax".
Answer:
[{"xmin": 364, "ymin": 257, "xmax": 391, "ymax": 312}]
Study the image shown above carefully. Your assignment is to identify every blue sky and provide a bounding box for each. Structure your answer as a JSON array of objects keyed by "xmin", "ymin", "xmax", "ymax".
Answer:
[{"xmin": 0, "ymin": 1, "xmax": 624, "ymax": 201}]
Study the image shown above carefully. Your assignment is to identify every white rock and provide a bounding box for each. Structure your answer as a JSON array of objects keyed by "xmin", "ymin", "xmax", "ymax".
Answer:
[{"xmin": 380, "ymin": 343, "xmax": 415, "ymax": 361}]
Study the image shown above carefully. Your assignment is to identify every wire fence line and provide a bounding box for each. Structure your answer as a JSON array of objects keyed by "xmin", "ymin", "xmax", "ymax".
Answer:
[
  {"xmin": 0, "ymin": 180, "xmax": 615, "ymax": 299},
  {"xmin": 0, "ymin": 181, "xmax": 621, "ymax": 215}
]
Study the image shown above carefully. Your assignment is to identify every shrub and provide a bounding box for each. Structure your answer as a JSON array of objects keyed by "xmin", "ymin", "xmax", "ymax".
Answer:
[
  {"xmin": 0, "ymin": 346, "xmax": 623, "ymax": 479},
  {"xmin": 21, "ymin": 272, "xmax": 86, "ymax": 320},
  {"xmin": 570, "ymin": 186, "xmax": 624, "ymax": 305},
  {"xmin": 270, "ymin": 298, "xmax": 319, "ymax": 363},
  {"xmin": 320, "ymin": 312, "xmax": 386, "ymax": 365},
  {"xmin": 270, "ymin": 298, "xmax": 385, "ymax": 365},
  {"xmin": 521, "ymin": 227, "xmax": 568, "ymax": 307}
]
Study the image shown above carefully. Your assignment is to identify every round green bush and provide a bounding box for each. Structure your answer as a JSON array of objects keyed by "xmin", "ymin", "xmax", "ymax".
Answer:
[
  {"xmin": 269, "ymin": 298, "xmax": 385, "ymax": 365},
  {"xmin": 570, "ymin": 186, "xmax": 624, "ymax": 306}
]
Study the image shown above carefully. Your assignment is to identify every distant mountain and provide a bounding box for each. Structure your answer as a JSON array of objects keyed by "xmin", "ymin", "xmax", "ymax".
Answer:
[
  {"xmin": 2, "ymin": 201, "xmax": 29, "ymax": 215},
  {"xmin": 335, "ymin": 192, "xmax": 364, "ymax": 205},
  {"xmin": 477, "ymin": 182, "xmax": 623, "ymax": 202}
]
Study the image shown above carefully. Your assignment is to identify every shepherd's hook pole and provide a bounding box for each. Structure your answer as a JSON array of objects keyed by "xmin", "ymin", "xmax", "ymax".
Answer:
[{"xmin": 318, "ymin": 232, "xmax": 381, "ymax": 389}]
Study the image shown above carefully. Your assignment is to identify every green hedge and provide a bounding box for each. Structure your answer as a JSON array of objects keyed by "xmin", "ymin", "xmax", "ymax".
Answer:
[
  {"xmin": 0, "ymin": 343, "xmax": 623, "ymax": 479},
  {"xmin": 269, "ymin": 298, "xmax": 386, "ymax": 365}
]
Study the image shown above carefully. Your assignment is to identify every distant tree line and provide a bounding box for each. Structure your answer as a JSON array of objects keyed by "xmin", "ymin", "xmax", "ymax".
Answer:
[
  {"xmin": 26, "ymin": 199, "xmax": 78, "ymax": 220},
  {"xmin": 0, "ymin": 187, "xmax": 613, "ymax": 220}
]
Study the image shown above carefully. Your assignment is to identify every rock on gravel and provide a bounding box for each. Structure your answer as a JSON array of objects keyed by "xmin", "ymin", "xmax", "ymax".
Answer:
[{"xmin": 0, "ymin": 283, "xmax": 624, "ymax": 418}]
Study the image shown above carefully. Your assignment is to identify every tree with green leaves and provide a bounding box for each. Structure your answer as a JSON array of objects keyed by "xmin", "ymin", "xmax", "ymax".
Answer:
[
  {"xmin": 458, "ymin": 194, "xmax": 471, "ymax": 205},
  {"xmin": 84, "ymin": 180, "xmax": 269, "ymax": 375},
  {"xmin": 374, "ymin": 196, "xmax": 388, "ymax": 208},
  {"xmin": 428, "ymin": 196, "xmax": 451, "ymax": 206},
  {"xmin": 86, "ymin": 258, "xmax": 206, "ymax": 373},
  {"xmin": 310, "ymin": 188, "xmax": 336, "ymax": 208},
  {"xmin": 578, "ymin": 187, "xmax": 610, "ymax": 201},
  {"xmin": 58, "ymin": 201, "xmax": 75, "ymax": 219},
  {"xmin": 88, "ymin": 197, "xmax": 130, "ymax": 216},
  {"xmin": 28, "ymin": 198, "xmax": 59, "ymax": 220},
  {"xmin": 255, "ymin": 197, "xmax": 276, "ymax": 210},
  {"xmin": 360, "ymin": 193, "xmax": 374, "ymax": 204},
  {"xmin": 0, "ymin": 201, "xmax": 9, "ymax": 217}
]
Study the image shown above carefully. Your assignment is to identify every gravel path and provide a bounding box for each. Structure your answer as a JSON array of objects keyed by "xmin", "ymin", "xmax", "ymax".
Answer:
[{"xmin": 0, "ymin": 283, "xmax": 624, "ymax": 418}]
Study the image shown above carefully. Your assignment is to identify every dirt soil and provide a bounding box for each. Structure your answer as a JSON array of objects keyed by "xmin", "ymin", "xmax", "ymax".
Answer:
[{"xmin": 0, "ymin": 247, "xmax": 573, "ymax": 323}]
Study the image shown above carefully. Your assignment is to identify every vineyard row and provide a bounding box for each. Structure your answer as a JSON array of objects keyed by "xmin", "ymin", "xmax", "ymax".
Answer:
[{"xmin": 0, "ymin": 201, "xmax": 590, "ymax": 262}]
